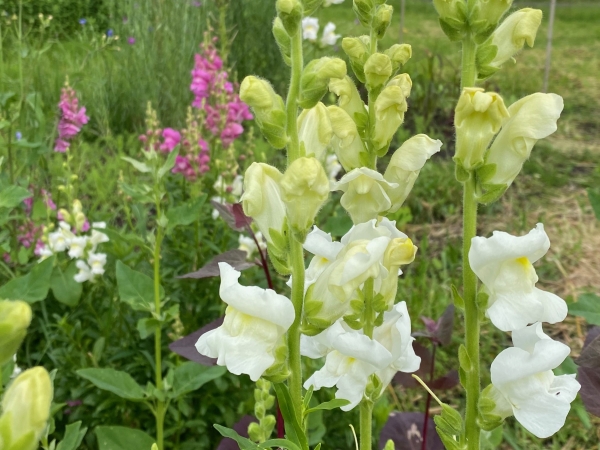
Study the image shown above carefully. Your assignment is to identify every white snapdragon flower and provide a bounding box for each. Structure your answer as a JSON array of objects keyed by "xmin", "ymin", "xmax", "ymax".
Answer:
[
  {"xmin": 74, "ymin": 260, "xmax": 93, "ymax": 283},
  {"xmin": 302, "ymin": 17, "xmax": 319, "ymax": 42},
  {"xmin": 304, "ymin": 226, "xmax": 344, "ymax": 285},
  {"xmin": 88, "ymin": 253, "xmax": 107, "ymax": 275},
  {"xmin": 469, "ymin": 223, "xmax": 567, "ymax": 331},
  {"xmin": 324, "ymin": 0, "xmax": 344, "ymax": 5},
  {"xmin": 230, "ymin": 175, "xmax": 244, "ymax": 198},
  {"xmin": 48, "ymin": 222, "xmax": 74, "ymax": 252},
  {"xmin": 90, "ymin": 229, "xmax": 109, "ymax": 251},
  {"xmin": 488, "ymin": 323, "xmax": 580, "ymax": 438},
  {"xmin": 298, "ymin": 103, "xmax": 333, "ymax": 162},
  {"xmin": 38, "ymin": 245, "xmax": 53, "ymax": 260},
  {"xmin": 321, "ymin": 22, "xmax": 341, "ymax": 46},
  {"xmin": 67, "ymin": 236, "xmax": 88, "ymax": 259},
  {"xmin": 196, "ymin": 263, "xmax": 295, "ymax": 381}
]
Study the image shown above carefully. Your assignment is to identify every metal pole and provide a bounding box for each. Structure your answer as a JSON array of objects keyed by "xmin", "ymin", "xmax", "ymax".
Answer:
[{"xmin": 543, "ymin": 0, "xmax": 557, "ymax": 93}]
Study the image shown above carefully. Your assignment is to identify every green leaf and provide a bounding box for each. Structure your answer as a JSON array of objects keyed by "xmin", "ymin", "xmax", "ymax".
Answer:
[
  {"xmin": 77, "ymin": 368, "xmax": 145, "ymax": 401},
  {"xmin": 95, "ymin": 426, "xmax": 155, "ymax": 450},
  {"xmin": 50, "ymin": 262, "xmax": 83, "ymax": 306},
  {"xmin": 0, "ymin": 255, "xmax": 55, "ymax": 303},
  {"xmin": 587, "ymin": 189, "xmax": 600, "ymax": 221},
  {"xmin": 477, "ymin": 184, "xmax": 508, "ymax": 205},
  {"xmin": 56, "ymin": 421, "xmax": 87, "ymax": 450},
  {"xmin": 304, "ymin": 398, "xmax": 350, "ymax": 415},
  {"xmin": 214, "ymin": 424, "xmax": 259, "ymax": 450},
  {"xmin": 0, "ymin": 185, "xmax": 31, "ymax": 209},
  {"xmin": 166, "ymin": 195, "xmax": 207, "ymax": 233},
  {"xmin": 158, "ymin": 149, "xmax": 179, "ymax": 179},
  {"xmin": 116, "ymin": 261, "xmax": 163, "ymax": 311},
  {"xmin": 121, "ymin": 156, "xmax": 152, "ymax": 173},
  {"xmin": 451, "ymin": 284, "xmax": 464, "ymax": 310},
  {"xmin": 569, "ymin": 293, "xmax": 600, "ymax": 325},
  {"xmin": 260, "ymin": 439, "xmax": 302, "ymax": 450},
  {"xmin": 137, "ymin": 318, "xmax": 160, "ymax": 339},
  {"xmin": 458, "ymin": 344, "xmax": 472, "ymax": 372},
  {"xmin": 273, "ymin": 383, "xmax": 309, "ymax": 450},
  {"xmin": 171, "ymin": 362, "xmax": 226, "ymax": 397}
]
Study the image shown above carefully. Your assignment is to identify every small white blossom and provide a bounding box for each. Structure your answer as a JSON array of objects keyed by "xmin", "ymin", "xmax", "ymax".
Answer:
[
  {"xmin": 321, "ymin": 22, "xmax": 341, "ymax": 46},
  {"xmin": 68, "ymin": 236, "xmax": 88, "ymax": 259},
  {"xmin": 302, "ymin": 17, "xmax": 319, "ymax": 41},
  {"xmin": 90, "ymin": 229, "xmax": 109, "ymax": 251},
  {"xmin": 74, "ymin": 260, "xmax": 93, "ymax": 283},
  {"xmin": 326, "ymin": 153, "xmax": 342, "ymax": 181},
  {"xmin": 88, "ymin": 253, "xmax": 107, "ymax": 275}
]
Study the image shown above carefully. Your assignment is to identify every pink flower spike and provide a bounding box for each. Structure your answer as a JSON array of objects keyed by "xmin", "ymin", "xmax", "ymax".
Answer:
[
  {"xmin": 55, "ymin": 85, "xmax": 88, "ymax": 152},
  {"xmin": 160, "ymin": 128, "xmax": 181, "ymax": 153}
]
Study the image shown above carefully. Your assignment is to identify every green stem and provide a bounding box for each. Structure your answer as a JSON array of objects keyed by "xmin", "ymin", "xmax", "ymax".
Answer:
[
  {"xmin": 359, "ymin": 399, "xmax": 373, "ymax": 450},
  {"xmin": 462, "ymin": 176, "xmax": 480, "ymax": 450},
  {"xmin": 362, "ymin": 278, "xmax": 375, "ymax": 338},
  {"xmin": 285, "ymin": 29, "xmax": 304, "ymax": 164},
  {"xmin": 288, "ymin": 237, "xmax": 305, "ymax": 424},
  {"xmin": 153, "ymin": 204, "xmax": 165, "ymax": 450},
  {"xmin": 366, "ymin": 29, "xmax": 378, "ymax": 169},
  {"xmin": 460, "ymin": 35, "xmax": 477, "ymax": 90}
]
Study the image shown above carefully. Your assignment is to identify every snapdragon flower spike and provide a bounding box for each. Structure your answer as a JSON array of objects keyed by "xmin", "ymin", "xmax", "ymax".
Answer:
[
  {"xmin": 54, "ymin": 84, "xmax": 89, "ymax": 152},
  {"xmin": 196, "ymin": 263, "xmax": 295, "ymax": 381},
  {"xmin": 488, "ymin": 323, "xmax": 580, "ymax": 438},
  {"xmin": 469, "ymin": 223, "xmax": 567, "ymax": 332},
  {"xmin": 302, "ymin": 302, "xmax": 420, "ymax": 410}
]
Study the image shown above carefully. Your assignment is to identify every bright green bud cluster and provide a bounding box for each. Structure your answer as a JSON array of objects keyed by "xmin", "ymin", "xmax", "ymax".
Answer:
[
  {"xmin": 364, "ymin": 53, "xmax": 392, "ymax": 92},
  {"xmin": 372, "ymin": 4, "xmax": 393, "ymax": 39},
  {"xmin": 248, "ymin": 379, "xmax": 276, "ymax": 443},
  {"xmin": 434, "ymin": 0, "xmax": 468, "ymax": 41},
  {"xmin": 0, "ymin": 300, "xmax": 32, "ymax": 366},
  {"xmin": 302, "ymin": 0, "xmax": 323, "ymax": 15},
  {"xmin": 353, "ymin": 0, "xmax": 374, "ymax": 27},
  {"xmin": 384, "ymin": 43, "xmax": 412, "ymax": 73},
  {"xmin": 280, "ymin": 157, "xmax": 330, "ymax": 240},
  {"xmin": 454, "ymin": 88, "xmax": 509, "ymax": 171},
  {"xmin": 0, "ymin": 367, "xmax": 53, "ymax": 450},
  {"xmin": 276, "ymin": 0, "xmax": 303, "ymax": 37},
  {"xmin": 240, "ymin": 76, "xmax": 288, "ymax": 149},
  {"xmin": 341, "ymin": 36, "xmax": 370, "ymax": 83},
  {"xmin": 272, "ymin": 17, "xmax": 291, "ymax": 67},
  {"xmin": 299, "ymin": 57, "xmax": 347, "ymax": 109}
]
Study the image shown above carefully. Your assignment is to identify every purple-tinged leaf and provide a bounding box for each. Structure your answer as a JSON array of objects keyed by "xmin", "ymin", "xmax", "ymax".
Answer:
[
  {"xmin": 231, "ymin": 203, "xmax": 253, "ymax": 230},
  {"xmin": 576, "ymin": 334, "xmax": 600, "ymax": 369},
  {"xmin": 216, "ymin": 415, "xmax": 258, "ymax": 450},
  {"xmin": 393, "ymin": 343, "xmax": 432, "ymax": 389},
  {"xmin": 578, "ymin": 366, "xmax": 600, "ymax": 417},
  {"xmin": 379, "ymin": 412, "xmax": 443, "ymax": 450},
  {"xmin": 430, "ymin": 370, "xmax": 459, "ymax": 390},
  {"xmin": 414, "ymin": 305, "xmax": 455, "ymax": 346},
  {"xmin": 178, "ymin": 249, "xmax": 254, "ymax": 279},
  {"xmin": 212, "ymin": 200, "xmax": 252, "ymax": 232},
  {"xmin": 168, "ymin": 318, "xmax": 223, "ymax": 366},
  {"xmin": 421, "ymin": 316, "xmax": 438, "ymax": 335},
  {"xmin": 584, "ymin": 326, "xmax": 600, "ymax": 346}
]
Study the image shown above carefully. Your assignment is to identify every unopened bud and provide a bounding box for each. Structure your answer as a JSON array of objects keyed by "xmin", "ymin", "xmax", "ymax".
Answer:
[
  {"xmin": 341, "ymin": 36, "xmax": 370, "ymax": 82},
  {"xmin": 272, "ymin": 17, "xmax": 291, "ymax": 66},
  {"xmin": 372, "ymin": 83, "xmax": 410, "ymax": 154},
  {"xmin": 302, "ymin": 0, "xmax": 323, "ymax": 15},
  {"xmin": 298, "ymin": 102, "xmax": 333, "ymax": 161},
  {"xmin": 327, "ymin": 105, "xmax": 367, "ymax": 171},
  {"xmin": 353, "ymin": 0, "xmax": 374, "ymax": 27},
  {"xmin": 434, "ymin": 0, "xmax": 468, "ymax": 41},
  {"xmin": 0, "ymin": 300, "xmax": 32, "ymax": 366},
  {"xmin": 472, "ymin": 0, "xmax": 513, "ymax": 33},
  {"xmin": 299, "ymin": 57, "xmax": 347, "ymax": 109},
  {"xmin": 276, "ymin": 0, "xmax": 303, "ymax": 37},
  {"xmin": 329, "ymin": 76, "xmax": 367, "ymax": 127},
  {"xmin": 364, "ymin": 53, "xmax": 392, "ymax": 91},
  {"xmin": 372, "ymin": 4, "xmax": 393, "ymax": 39},
  {"xmin": 385, "ymin": 44, "xmax": 412, "ymax": 72}
]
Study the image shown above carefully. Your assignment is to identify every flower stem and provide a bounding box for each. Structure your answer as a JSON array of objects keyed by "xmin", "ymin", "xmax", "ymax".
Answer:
[
  {"xmin": 360, "ymin": 399, "xmax": 373, "ymax": 450},
  {"xmin": 363, "ymin": 277, "xmax": 375, "ymax": 338},
  {"xmin": 153, "ymin": 202, "xmax": 166, "ymax": 450},
  {"xmin": 286, "ymin": 29, "xmax": 304, "ymax": 164},
  {"xmin": 288, "ymin": 237, "xmax": 305, "ymax": 424},
  {"xmin": 460, "ymin": 35, "xmax": 477, "ymax": 90}
]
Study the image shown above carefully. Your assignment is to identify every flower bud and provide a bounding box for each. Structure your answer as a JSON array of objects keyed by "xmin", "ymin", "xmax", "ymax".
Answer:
[
  {"xmin": 58, "ymin": 208, "xmax": 71, "ymax": 223},
  {"xmin": 372, "ymin": 4, "xmax": 393, "ymax": 39},
  {"xmin": 341, "ymin": 36, "xmax": 370, "ymax": 83},
  {"xmin": 488, "ymin": 8, "xmax": 543, "ymax": 69},
  {"xmin": 364, "ymin": 53, "xmax": 392, "ymax": 91},
  {"xmin": 471, "ymin": 0, "xmax": 512, "ymax": 32},
  {"xmin": 240, "ymin": 76, "xmax": 288, "ymax": 149},
  {"xmin": 280, "ymin": 157, "xmax": 330, "ymax": 238},
  {"xmin": 0, "ymin": 300, "xmax": 32, "ymax": 366},
  {"xmin": 75, "ymin": 212, "xmax": 87, "ymax": 231},
  {"xmin": 72, "ymin": 199, "xmax": 83, "ymax": 215},
  {"xmin": 241, "ymin": 163, "xmax": 286, "ymax": 246},
  {"xmin": 298, "ymin": 103, "xmax": 333, "ymax": 162},
  {"xmin": 481, "ymin": 93, "xmax": 563, "ymax": 188},
  {"xmin": 386, "ymin": 73, "xmax": 412, "ymax": 97},
  {"xmin": 454, "ymin": 88, "xmax": 509, "ymax": 171},
  {"xmin": 0, "ymin": 367, "xmax": 53, "ymax": 450},
  {"xmin": 372, "ymin": 84, "xmax": 409, "ymax": 155},
  {"xmin": 302, "ymin": 0, "xmax": 323, "ymax": 15},
  {"xmin": 384, "ymin": 135, "xmax": 442, "ymax": 212},
  {"xmin": 331, "ymin": 167, "xmax": 397, "ymax": 224},
  {"xmin": 276, "ymin": 0, "xmax": 303, "ymax": 37},
  {"xmin": 384, "ymin": 44, "xmax": 412, "ymax": 73},
  {"xmin": 353, "ymin": 0, "xmax": 374, "ymax": 27},
  {"xmin": 327, "ymin": 105, "xmax": 368, "ymax": 171},
  {"xmin": 299, "ymin": 57, "xmax": 347, "ymax": 109},
  {"xmin": 272, "ymin": 17, "xmax": 291, "ymax": 66},
  {"xmin": 329, "ymin": 76, "xmax": 367, "ymax": 127},
  {"xmin": 434, "ymin": 0, "xmax": 468, "ymax": 41},
  {"xmin": 384, "ymin": 237, "xmax": 417, "ymax": 268}
]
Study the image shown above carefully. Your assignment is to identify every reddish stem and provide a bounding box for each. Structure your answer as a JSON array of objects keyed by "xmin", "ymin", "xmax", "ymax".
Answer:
[{"xmin": 421, "ymin": 343, "xmax": 437, "ymax": 450}]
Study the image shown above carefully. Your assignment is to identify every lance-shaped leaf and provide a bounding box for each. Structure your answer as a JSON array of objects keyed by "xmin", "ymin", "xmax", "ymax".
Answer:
[
  {"xmin": 216, "ymin": 416, "xmax": 258, "ymax": 450},
  {"xmin": 379, "ymin": 412, "xmax": 444, "ymax": 450},
  {"xmin": 171, "ymin": 361, "xmax": 226, "ymax": 397},
  {"xmin": 77, "ymin": 368, "xmax": 145, "ymax": 401},
  {"xmin": 116, "ymin": 261, "xmax": 164, "ymax": 311},
  {"xmin": 212, "ymin": 201, "xmax": 253, "ymax": 232},
  {"xmin": 178, "ymin": 250, "xmax": 254, "ymax": 279},
  {"xmin": 95, "ymin": 426, "xmax": 155, "ymax": 450},
  {"xmin": 168, "ymin": 318, "xmax": 224, "ymax": 365}
]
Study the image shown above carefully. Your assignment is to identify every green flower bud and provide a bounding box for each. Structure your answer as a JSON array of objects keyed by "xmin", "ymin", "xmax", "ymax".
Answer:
[
  {"xmin": 327, "ymin": 105, "xmax": 368, "ymax": 171},
  {"xmin": 299, "ymin": 57, "xmax": 347, "ymax": 109},
  {"xmin": 240, "ymin": 76, "xmax": 288, "ymax": 149},
  {"xmin": 298, "ymin": 102, "xmax": 333, "ymax": 162},
  {"xmin": 471, "ymin": 0, "xmax": 513, "ymax": 32},
  {"xmin": 454, "ymin": 88, "xmax": 509, "ymax": 171},
  {"xmin": 272, "ymin": 17, "xmax": 291, "ymax": 66},
  {"xmin": 372, "ymin": 82, "xmax": 410, "ymax": 154},
  {"xmin": 363, "ymin": 53, "xmax": 392, "ymax": 92},
  {"xmin": 0, "ymin": 300, "xmax": 32, "ymax": 366},
  {"xmin": 353, "ymin": 0, "xmax": 374, "ymax": 27},
  {"xmin": 280, "ymin": 157, "xmax": 330, "ymax": 239},
  {"xmin": 384, "ymin": 44, "xmax": 412, "ymax": 73},
  {"xmin": 386, "ymin": 73, "xmax": 412, "ymax": 96},
  {"xmin": 341, "ymin": 36, "xmax": 370, "ymax": 83},
  {"xmin": 329, "ymin": 76, "xmax": 367, "ymax": 127},
  {"xmin": 372, "ymin": 4, "xmax": 393, "ymax": 40},
  {"xmin": 0, "ymin": 367, "xmax": 53, "ymax": 450},
  {"xmin": 383, "ymin": 440, "xmax": 395, "ymax": 450},
  {"xmin": 434, "ymin": 0, "xmax": 468, "ymax": 41},
  {"xmin": 302, "ymin": 0, "xmax": 323, "ymax": 16},
  {"xmin": 276, "ymin": 0, "xmax": 303, "ymax": 37}
]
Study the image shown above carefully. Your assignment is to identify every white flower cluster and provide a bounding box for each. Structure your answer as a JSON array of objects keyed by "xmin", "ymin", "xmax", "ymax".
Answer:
[
  {"xmin": 470, "ymin": 224, "xmax": 580, "ymax": 438},
  {"xmin": 302, "ymin": 17, "xmax": 341, "ymax": 46},
  {"xmin": 38, "ymin": 201, "xmax": 109, "ymax": 284}
]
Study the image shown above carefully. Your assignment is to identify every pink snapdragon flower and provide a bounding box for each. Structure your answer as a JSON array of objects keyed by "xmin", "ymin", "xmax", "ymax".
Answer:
[
  {"xmin": 55, "ymin": 84, "xmax": 89, "ymax": 152},
  {"xmin": 160, "ymin": 128, "xmax": 181, "ymax": 153}
]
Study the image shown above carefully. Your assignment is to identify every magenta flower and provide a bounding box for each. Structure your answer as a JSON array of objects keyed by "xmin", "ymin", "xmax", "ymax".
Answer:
[
  {"xmin": 54, "ymin": 85, "xmax": 89, "ymax": 152},
  {"xmin": 128, "ymin": 37, "xmax": 136, "ymax": 45},
  {"xmin": 160, "ymin": 128, "xmax": 181, "ymax": 153}
]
